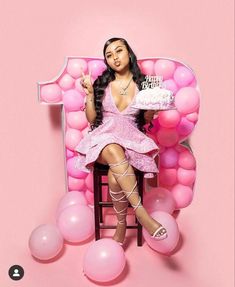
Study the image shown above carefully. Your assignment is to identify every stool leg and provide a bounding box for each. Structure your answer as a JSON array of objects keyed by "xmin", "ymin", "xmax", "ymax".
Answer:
[{"xmin": 93, "ymin": 170, "xmax": 100, "ymax": 241}]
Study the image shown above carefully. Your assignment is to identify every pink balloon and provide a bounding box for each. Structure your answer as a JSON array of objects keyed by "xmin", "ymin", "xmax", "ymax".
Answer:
[
  {"xmin": 63, "ymin": 89, "xmax": 84, "ymax": 111},
  {"xmin": 154, "ymin": 59, "xmax": 176, "ymax": 80},
  {"xmin": 67, "ymin": 156, "xmax": 88, "ymax": 179},
  {"xmin": 160, "ymin": 147, "xmax": 179, "ymax": 168},
  {"xmin": 57, "ymin": 204, "xmax": 94, "ymax": 242},
  {"xmin": 58, "ymin": 73, "xmax": 75, "ymax": 90},
  {"xmin": 67, "ymin": 58, "xmax": 88, "ymax": 78},
  {"xmin": 28, "ymin": 224, "xmax": 64, "ymax": 260},
  {"xmin": 177, "ymin": 167, "xmax": 196, "ymax": 185},
  {"xmin": 186, "ymin": 112, "xmax": 198, "ymax": 122},
  {"xmin": 68, "ymin": 176, "xmax": 86, "ymax": 191},
  {"xmin": 85, "ymin": 172, "xmax": 94, "ymax": 191},
  {"xmin": 67, "ymin": 111, "xmax": 88, "ymax": 130},
  {"xmin": 162, "ymin": 79, "xmax": 179, "ymax": 95},
  {"xmin": 140, "ymin": 60, "xmax": 155, "ymax": 75},
  {"xmin": 85, "ymin": 189, "xmax": 94, "ymax": 205},
  {"xmin": 143, "ymin": 211, "xmax": 180, "ymax": 254},
  {"xmin": 88, "ymin": 60, "xmax": 107, "ymax": 79},
  {"xmin": 156, "ymin": 128, "xmax": 179, "ymax": 147},
  {"xmin": 173, "ymin": 66, "xmax": 195, "ymax": 87},
  {"xmin": 171, "ymin": 184, "xmax": 193, "ymax": 209},
  {"xmin": 40, "ymin": 84, "xmax": 62, "ymax": 103},
  {"xmin": 83, "ymin": 238, "xmax": 126, "ymax": 282},
  {"xmin": 178, "ymin": 150, "xmax": 196, "ymax": 169},
  {"xmin": 65, "ymin": 128, "xmax": 83, "ymax": 150},
  {"xmin": 159, "ymin": 168, "xmax": 177, "ymax": 186},
  {"xmin": 176, "ymin": 117, "xmax": 195, "ymax": 136},
  {"xmin": 66, "ymin": 149, "xmax": 74, "ymax": 158},
  {"xmin": 174, "ymin": 87, "xmax": 200, "ymax": 114},
  {"xmin": 144, "ymin": 187, "xmax": 175, "ymax": 214},
  {"xmin": 158, "ymin": 110, "xmax": 181, "ymax": 128}
]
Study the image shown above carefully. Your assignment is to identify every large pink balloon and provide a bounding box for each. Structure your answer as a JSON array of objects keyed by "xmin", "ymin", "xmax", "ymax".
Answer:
[
  {"xmin": 159, "ymin": 168, "xmax": 177, "ymax": 186},
  {"xmin": 174, "ymin": 87, "xmax": 200, "ymax": 114},
  {"xmin": 28, "ymin": 224, "xmax": 64, "ymax": 260},
  {"xmin": 160, "ymin": 147, "xmax": 179, "ymax": 168},
  {"xmin": 63, "ymin": 89, "xmax": 84, "ymax": 111},
  {"xmin": 57, "ymin": 204, "xmax": 94, "ymax": 242},
  {"xmin": 143, "ymin": 211, "xmax": 180, "ymax": 254},
  {"xmin": 171, "ymin": 184, "xmax": 193, "ymax": 209},
  {"xmin": 173, "ymin": 66, "xmax": 195, "ymax": 87},
  {"xmin": 83, "ymin": 238, "xmax": 126, "ymax": 282},
  {"xmin": 67, "ymin": 156, "xmax": 88, "ymax": 179},
  {"xmin": 41, "ymin": 84, "xmax": 62, "ymax": 103},
  {"xmin": 144, "ymin": 187, "xmax": 175, "ymax": 214},
  {"xmin": 68, "ymin": 176, "xmax": 86, "ymax": 191},
  {"xmin": 88, "ymin": 60, "xmax": 107, "ymax": 79},
  {"xmin": 177, "ymin": 167, "xmax": 196, "ymax": 185},
  {"xmin": 158, "ymin": 110, "xmax": 181, "ymax": 128},
  {"xmin": 67, "ymin": 58, "xmax": 88, "ymax": 78},
  {"xmin": 156, "ymin": 128, "xmax": 179, "ymax": 147},
  {"xmin": 176, "ymin": 117, "xmax": 195, "ymax": 136},
  {"xmin": 140, "ymin": 60, "xmax": 155, "ymax": 75},
  {"xmin": 178, "ymin": 150, "xmax": 196, "ymax": 169},
  {"xmin": 58, "ymin": 73, "xmax": 75, "ymax": 90},
  {"xmin": 65, "ymin": 128, "xmax": 83, "ymax": 150},
  {"xmin": 162, "ymin": 79, "xmax": 179, "ymax": 95},
  {"xmin": 67, "ymin": 111, "xmax": 88, "ymax": 130},
  {"xmin": 154, "ymin": 59, "xmax": 176, "ymax": 80}
]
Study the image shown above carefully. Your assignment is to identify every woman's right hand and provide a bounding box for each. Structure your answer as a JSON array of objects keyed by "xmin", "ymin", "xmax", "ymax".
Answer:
[{"xmin": 80, "ymin": 71, "xmax": 94, "ymax": 96}]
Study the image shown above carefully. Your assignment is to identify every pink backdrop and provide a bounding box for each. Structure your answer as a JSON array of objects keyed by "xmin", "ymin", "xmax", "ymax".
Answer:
[{"xmin": 0, "ymin": 0, "xmax": 234, "ymax": 286}]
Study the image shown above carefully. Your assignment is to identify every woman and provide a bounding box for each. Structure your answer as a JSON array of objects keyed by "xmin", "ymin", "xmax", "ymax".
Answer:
[{"xmin": 75, "ymin": 37, "xmax": 168, "ymax": 246}]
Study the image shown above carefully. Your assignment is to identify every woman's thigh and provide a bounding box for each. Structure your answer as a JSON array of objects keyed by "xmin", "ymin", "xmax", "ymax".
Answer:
[{"xmin": 96, "ymin": 143, "xmax": 126, "ymax": 165}]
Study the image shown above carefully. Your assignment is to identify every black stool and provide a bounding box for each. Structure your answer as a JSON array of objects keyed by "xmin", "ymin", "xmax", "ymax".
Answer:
[{"xmin": 93, "ymin": 162, "xmax": 144, "ymax": 246}]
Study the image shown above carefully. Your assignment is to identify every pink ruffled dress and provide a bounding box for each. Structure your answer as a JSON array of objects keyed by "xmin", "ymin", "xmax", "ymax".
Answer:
[{"xmin": 74, "ymin": 83, "xmax": 160, "ymax": 178}]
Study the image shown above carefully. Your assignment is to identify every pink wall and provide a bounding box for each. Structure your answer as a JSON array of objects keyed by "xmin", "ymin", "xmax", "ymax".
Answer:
[{"xmin": 0, "ymin": 0, "xmax": 234, "ymax": 286}]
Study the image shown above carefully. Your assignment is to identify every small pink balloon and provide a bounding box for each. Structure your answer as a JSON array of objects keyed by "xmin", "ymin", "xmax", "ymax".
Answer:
[
  {"xmin": 178, "ymin": 150, "xmax": 196, "ymax": 169},
  {"xmin": 144, "ymin": 187, "xmax": 175, "ymax": 214},
  {"xmin": 57, "ymin": 204, "xmax": 94, "ymax": 242},
  {"xmin": 186, "ymin": 112, "xmax": 198, "ymax": 122},
  {"xmin": 88, "ymin": 60, "xmax": 107, "ymax": 79},
  {"xmin": 162, "ymin": 79, "xmax": 179, "ymax": 95},
  {"xmin": 67, "ymin": 156, "xmax": 88, "ymax": 179},
  {"xmin": 85, "ymin": 189, "xmax": 94, "ymax": 205},
  {"xmin": 173, "ymin": 66, "xmax": 195, "ymax": 87},
  {"xmin": 28, "ymin": 224, "xmax": 64, "ymax": 260},
  {"xmin": 140, "ymin": 60, "xmax": 155, "ymax": 75},
  {"xmin": 63, "ymin": 89, "xmax": 84, "ymax": 111},
  {"xmin": 143, "ymin": 211, "xmax": 180, "ymax": 254},
  {"xmin": 154, "ymin": 59, "xmax": 176, "ymax": 80},
  {"xmin": 156, "ymin": 128, "xmax": 179, "ymax": 147},
  {"xmin": 68, "ymin": 176, "xmax": 86, "ymax": 191},
  {"xmin": 159, "ymin": 168, "xmax": 177, "ymax": 186},
  {"xmin": 83, "ymin": 238, "xmax": 126, "ymax": 282},
  {"xmin": 65, "ymin": 128, "xmax": 83, "ymax": 150},
  {"xmin": 175, "ymin": 144, "xmax": 188, "ymax": 153},
  {"xmin": 177, "ymin": 167, "xmax": 196, "ymax": 185},
  {"xmin": 174, "ymin": 87, "xmax": 200, "ymax": 114},
  {"xmin": 67, "ymin": 111, "xmax": 88, "ymax": 130},
  {"xmin": 160, "ymin": 147, "xmax": 179, "ymax": 168},
  {"xmin": 158, "ymin": 110, "xmax": 181, "ymax": 128},
  {"xmin": 171, "ymin": 184, "xmax": 193, "ymax": 209},
  {"xmin": 85, "ymin": 172, "xmax": 94, "ymax": 191},
  {"xmin": 67, "ymin": 58, "xmax": 88, "ymax": 78},
  {"xmin": 40, "ymin": 84, "xmax": 62, "ymax": 103},
  {"xmin": 58, "ymin": 73, "xmax": 75, "ymax": 90},
  {"xmin": 176, "ymin": 117, "xmax": 195, "ymax": 136},
  {"xmin": 66, "ymin": 149, "xmax": 74, "ymax": 158}
]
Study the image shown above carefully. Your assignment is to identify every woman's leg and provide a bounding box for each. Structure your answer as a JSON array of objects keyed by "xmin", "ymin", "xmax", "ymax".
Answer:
[{"xmin": 98, "ymin": 144, "xmax": 167, "ymax": 239}]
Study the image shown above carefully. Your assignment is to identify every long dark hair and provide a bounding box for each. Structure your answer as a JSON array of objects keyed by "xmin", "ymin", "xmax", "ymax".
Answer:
[{"xmin": 90, "ymin": 37, "xmax": 148, "ymax": 133}]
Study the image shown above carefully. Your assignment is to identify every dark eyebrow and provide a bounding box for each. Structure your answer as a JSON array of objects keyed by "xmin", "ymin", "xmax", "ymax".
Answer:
[{"xmin": 105, "ymin": 45, "xmax": 123, "ymax": 55}]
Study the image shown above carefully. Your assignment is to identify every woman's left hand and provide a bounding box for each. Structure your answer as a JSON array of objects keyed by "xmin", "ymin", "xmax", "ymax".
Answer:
[{"xmin": 144, "ymin": 110, "xmax": 159, "ymax": 123}]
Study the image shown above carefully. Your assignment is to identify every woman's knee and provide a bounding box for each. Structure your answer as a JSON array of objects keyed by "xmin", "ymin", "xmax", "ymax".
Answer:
[{"xmin": 101, "ymin": 144, "xmax": 126, "ymax": 162}]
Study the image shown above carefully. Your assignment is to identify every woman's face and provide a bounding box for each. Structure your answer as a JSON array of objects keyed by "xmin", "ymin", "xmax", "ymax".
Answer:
[{"xmin": 104, "ymin": 40, "xmax": 130, "ymax": 72}]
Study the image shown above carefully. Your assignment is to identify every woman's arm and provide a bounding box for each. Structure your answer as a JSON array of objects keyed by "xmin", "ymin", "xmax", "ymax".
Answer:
[{"xmin": 85, "ymin": 93, "xmax": 97, "ymax": 124}]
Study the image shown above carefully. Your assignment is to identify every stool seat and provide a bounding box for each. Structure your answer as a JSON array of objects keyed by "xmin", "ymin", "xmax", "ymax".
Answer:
[{"xmin": 93, "ymin": 161, "xmax": 144, "ymax": 246}]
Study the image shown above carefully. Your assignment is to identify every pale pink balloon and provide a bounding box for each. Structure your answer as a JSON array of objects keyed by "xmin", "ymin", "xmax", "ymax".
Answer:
[
  {"xmin": 159, "ymin": 168, "xmax": 177, "ymax": 186},
  {"xmin": 158, "ymin": 110, "xmax": 181, "ymax": 128},
  {"xmin": 160, "ymin": 147, "xmax": 179, "ymax": 168},
  {"xmin": 176, "ymin": 117, "xmax": 195, "ymax": 136},
  {"xmin": 67, "ymin": 58, "xmax": 88, "ymax": 78},
  {"xmin": 83, "ymin": 238, "xmax": 126, "ymax": 282},
  {"xmin": 40, "ymin": 84, "xmax": 62, "ymax": 103},
  {"xmin": 85, "ymin": 189, "xmax": 94, "ymax": 205},
  {"xmin": 67, "ymin": 111, "xmax": 88, "ymax": 130},
  {"xmin": 177, "ymin": 167, "xmax": 196, "ymax": 185},
  {"xmin": 154, "ymin": 59, "xmax": 176, "ymax": 80},
  {"xmin": 186, "ymin": 112, "xmax": 198, "ymax": 122},
  {"xmin": 144, "ymin": 187, "xmax": 175, "ymax": 214},
  {"xmin": 67, "ymin": 156, "xmax": 88, "ymax": 179},
  {"xmin": 162, "ymin": 79, "xmax": 179, "ymax": 94},
  {"xmin": 63, "ymin": 89, "xmax": 84, "ymax": 111},
  {"xmin": 178, "ymin": 150, "xmax": 196, "ymax": 169},
  {"xmin": 58, "ymin": 73, "xmax": 75, "ymax": 90},
  {"xmin": 85, "ymin": 172, "xmax": 94, "ymax": 191},
  {"xmin": 156, "ymin": 128, "xmax": 179, "ymax": 147},
  {"xmin": 88, "ymin": 60, "xmax": 107, "ymax": 79},
  {"xmin": 65, "ymin": 128, "xmax": 83, "ymax": 150},
  {"xmin": 68, "ymin": 176, "xmax": 86, "ymax": 191},
  {"xmin": 143, "ymin": 211, "xmax": 180, "ymax": 254},
  {"xmin": 66, "ymin": 149, "xmax": 74, "ymax": 158},
  {"xmin": 171, "ymin": 184, "xmax": 193, "ymax": 209},
  {"xmin": 173, "ymin": 66, "xmax": 195, "ymax": 87},
  {"xmin": 140, "ymin": 60, "xmax": 155, "ymax": 75},
  {"xmin": 56, "ymin": 191, "xmax": 88, "ymax": 218},
  {"xmin": 175, "ymin": 144, "xmax": 188, "ymax": 153},
  {"xmin": 28, "ymin": 224, "xmax": 64, "ymax": 260},
  {"xmin": 174, "ymin": 87, "xmax": 200, "ymax": 114},
  {"xmin": 57, "ymin": 204, "xmax": 94, "ymax": 242}
]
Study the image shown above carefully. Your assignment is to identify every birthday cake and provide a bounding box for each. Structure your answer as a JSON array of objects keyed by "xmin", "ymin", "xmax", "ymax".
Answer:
[{"xmin": 132, "ymin": 87, "xmax": 176, "ymax": 110}]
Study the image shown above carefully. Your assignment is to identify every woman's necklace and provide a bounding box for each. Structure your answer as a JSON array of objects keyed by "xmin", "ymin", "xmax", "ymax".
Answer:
[{"xmin": 116, "ymin": 76, "xmax": 133, "ymax": 95}]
